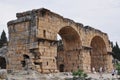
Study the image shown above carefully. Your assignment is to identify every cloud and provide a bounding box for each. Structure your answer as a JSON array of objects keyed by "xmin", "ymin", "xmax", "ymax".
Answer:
[{"xmin": 0, "ymin": 0, "xmax": 120, "ymax": 45}]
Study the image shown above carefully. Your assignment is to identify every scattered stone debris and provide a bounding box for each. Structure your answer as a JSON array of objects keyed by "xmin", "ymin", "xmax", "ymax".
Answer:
[
  {"xmin": 0, "ymin": 69, "xmax": 7, "ymax": 79},
  {"xmin": 0, "ymin": 69, "xmax": 119, "ymax": 80},
  {"xmin": 6, "ymin": 70, "xmax": 68, "ymax": 80}
]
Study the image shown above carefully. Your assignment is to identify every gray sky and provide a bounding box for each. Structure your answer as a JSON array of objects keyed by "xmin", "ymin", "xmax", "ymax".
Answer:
[{"xmin": 0, "ymin": 0, "xmax": 120, "ymax": 45}]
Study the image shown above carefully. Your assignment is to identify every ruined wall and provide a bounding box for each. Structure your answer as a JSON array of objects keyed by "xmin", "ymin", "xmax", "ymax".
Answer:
[
  {"xmin": 7, "ymin": 8, "xmax": 113, "ymax": 73},
  {"xmin": 7, "ymin": 21, "xmax": 31, "ymax": 70}
]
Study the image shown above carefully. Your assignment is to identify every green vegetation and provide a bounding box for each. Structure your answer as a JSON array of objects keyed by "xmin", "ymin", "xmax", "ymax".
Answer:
[
  {"xmin": 0, "ymin": 30, "xmax": 8, "ymax": 48},
  {"xmin": 72, "ymin": 69, "xmax": 88, "ymax": 79},
  {"xmin": 112, "ymin": 42, "xmax": 120, "ymax": 61},
  {"xmin": 115, "ymin": 63, "xmax": 120, "ymax": 75}
]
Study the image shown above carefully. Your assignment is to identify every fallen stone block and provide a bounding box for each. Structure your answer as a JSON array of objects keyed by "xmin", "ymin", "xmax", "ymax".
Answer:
[{"xmin": 0, "ymin": 69, "xmax": 7, "ymax": 79}]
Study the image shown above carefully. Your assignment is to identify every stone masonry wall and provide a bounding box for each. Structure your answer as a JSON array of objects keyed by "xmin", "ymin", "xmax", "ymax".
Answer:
[{"xmin": 7, "ymin": 8, "xmax": 113, "ymax": 73}]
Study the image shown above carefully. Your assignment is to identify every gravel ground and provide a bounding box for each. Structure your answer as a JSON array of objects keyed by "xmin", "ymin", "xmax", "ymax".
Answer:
[
  {"xmin": 0, "ymin": 70, "xmax": 120, "ymax": 80},
  {"xmin": 88, "ymin": 73, "xmax": 119, "ymax": 80}
]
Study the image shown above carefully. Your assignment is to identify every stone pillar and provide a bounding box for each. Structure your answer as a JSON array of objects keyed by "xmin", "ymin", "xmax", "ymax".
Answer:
[
  {"xmin": 106, "ymin": 54, "xmax": 113, "ymax": 72},
  {"xmin": 82, "ymin": 48, "xmax": 91, "ymax": 73}
]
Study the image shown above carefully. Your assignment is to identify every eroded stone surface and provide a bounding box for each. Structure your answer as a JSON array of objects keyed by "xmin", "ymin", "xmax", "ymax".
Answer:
[
  {"xmin": 7, "ymin": 8, "xmax": 113, "ymax": 73},
  {"xmin": 0, "ymin": 69, "xmax": 7, "ymax": 79}
]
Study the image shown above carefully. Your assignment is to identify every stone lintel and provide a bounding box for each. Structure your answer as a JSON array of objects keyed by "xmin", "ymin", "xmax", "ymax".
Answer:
[
  {"xmin": 82, "ymin": 46, "xmax": 92, "ymax": 50},
  {"xmin": 37, "ymin": 38, "xmax": 58, "ymax": 43},
  {"xmin": 107, "ymin": 51, "xmax": 113, "ymax": 55},
  {"xmin": 65, "ymin": 48, "xmax": 82, "ymax": 52}
]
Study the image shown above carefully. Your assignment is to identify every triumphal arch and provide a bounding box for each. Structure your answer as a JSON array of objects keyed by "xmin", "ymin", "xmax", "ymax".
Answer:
[{"xmin": 7, "ymin": 8, "xmax": 113, "ymax": 73}]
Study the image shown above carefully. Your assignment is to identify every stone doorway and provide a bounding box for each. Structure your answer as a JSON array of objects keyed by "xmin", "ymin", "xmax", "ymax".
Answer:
[
  {"xmin": 59, "ymin": 64, "xmax": 64, "ymax": 72},
  {"xmin": 90, "ymin": 36, "xmax": 107, "ymax": 72},
  {"xmin": 0, "ymin": 56, "xmax": 6, "ymax": 69}
]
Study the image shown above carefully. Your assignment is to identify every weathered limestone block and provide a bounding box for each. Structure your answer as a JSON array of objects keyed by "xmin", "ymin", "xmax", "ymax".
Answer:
[{"xmin": 0, "ymin": 69, "xmax": 7, "ymax": 79}]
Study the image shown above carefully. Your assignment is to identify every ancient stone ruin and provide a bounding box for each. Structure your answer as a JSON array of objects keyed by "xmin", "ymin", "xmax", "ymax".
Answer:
[{"xmin": 6, "ymin": 8, "xmax": 113, "ymax": 73}]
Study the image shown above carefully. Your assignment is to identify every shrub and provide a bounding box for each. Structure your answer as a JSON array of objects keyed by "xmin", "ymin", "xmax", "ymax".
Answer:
[
  {"xmin": 72, "ymin": 69, "xmax": 87, "ymax": 79},
  {"xmin": 116, "ymin": 63, "xmax": 120, "ymax": 75}
]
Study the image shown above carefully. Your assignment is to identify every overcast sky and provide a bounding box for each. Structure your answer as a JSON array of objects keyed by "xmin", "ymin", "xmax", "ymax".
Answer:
[{"xmin": 0, "ymin": 0, "xmax": 120, "ymax": 45}]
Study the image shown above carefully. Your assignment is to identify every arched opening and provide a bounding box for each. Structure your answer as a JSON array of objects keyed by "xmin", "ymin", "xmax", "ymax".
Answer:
[
  {"xmin": 58, "ymin": 26, "xmax": 81, "ymax": 50},
  {"xmin": 90, "ymin": 36, "xmax": 107, "ymax": 72},
  {"xmin": 23, "ymin": 55, "xmax": 30, "ymax": 59},
  {"xmin": 21, "ymin": 54, "xmax": 30, "ymax": 69},
  {"xmin": 57, "ymin": 26, "xmax": 82, "ymax": 72},
  {"xmin": 0, "ymin": 56, "xmax": 6, "ymax": 69}
]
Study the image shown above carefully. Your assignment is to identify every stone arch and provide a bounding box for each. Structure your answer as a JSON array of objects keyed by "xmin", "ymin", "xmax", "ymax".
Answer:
[
  {"xmin": 90, "ymin": 36, "xmax": 107, "ymax": 72},
  {"xmin": 58, "ymin": 26, "xmax": 81, "ymax": 50},
  {"xmin": 0, "ymin": 56, "xmax": 6, "ymax": 69},
  {"xmin": 57, "ymin": 26, "xmax": 82, "ymax": 72},
  {"xmin": 7, "ymin": 8, "xmax": 113, "ymax": 73}
]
